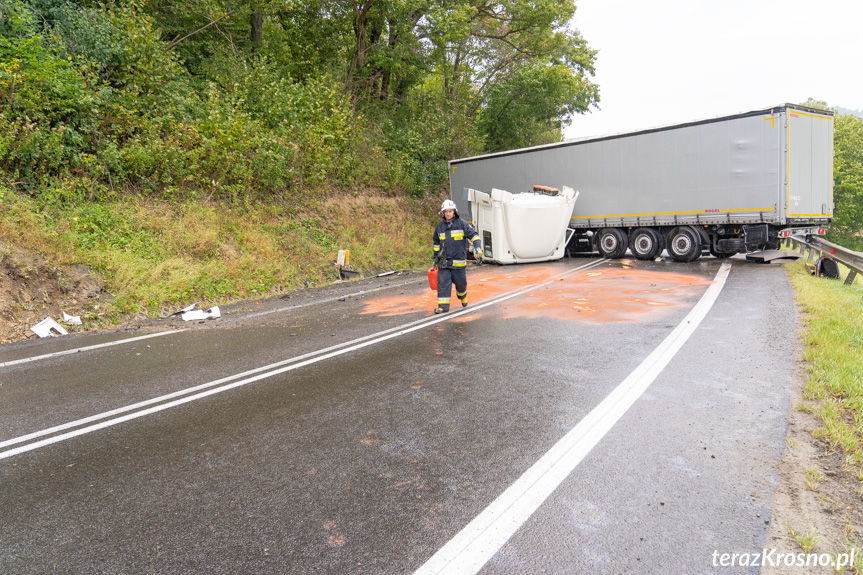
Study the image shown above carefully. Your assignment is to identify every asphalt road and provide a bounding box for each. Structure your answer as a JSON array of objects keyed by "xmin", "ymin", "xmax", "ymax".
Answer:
[{"xmin": 0, "ymin": 256, "xmax": 798, "ymax": 574}]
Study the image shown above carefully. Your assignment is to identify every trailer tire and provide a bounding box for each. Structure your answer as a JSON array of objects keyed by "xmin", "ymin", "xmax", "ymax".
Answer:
[
  {"xmin": 650, "ymin": 228, "xmax": 666, "ymax": 257},
  {"xmin": 631, "ymin": 227, "xmax": 663, "ymax": 260},
  {"xmin": 668, "ymin": 226, "xmax": 702, "ymax": 262},
  {"xmin": 597, "ymin": 228, "xmax": 628, "ymax": 259}
]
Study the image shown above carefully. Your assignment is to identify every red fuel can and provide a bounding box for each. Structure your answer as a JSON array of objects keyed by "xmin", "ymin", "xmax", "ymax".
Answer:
[{"xmin": 427, "ymin": 267, "xmax": 438, "ymax": 291}]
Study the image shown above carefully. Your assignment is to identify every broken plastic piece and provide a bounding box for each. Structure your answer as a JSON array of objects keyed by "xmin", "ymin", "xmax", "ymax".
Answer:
[
  {"xmin": 31, "ymin": 317, "xmax": 69, "ymax": 338},
  {"xmin": 172, "ymin": 303, "xmax": 198, "ymax": 316},
  {"xmin": 181, "ymin": 306, "xmax": 221, "ymax": 321},
  {"xmin": 61, "ymin": 311, "xmax": 83, "ymax": 325}
]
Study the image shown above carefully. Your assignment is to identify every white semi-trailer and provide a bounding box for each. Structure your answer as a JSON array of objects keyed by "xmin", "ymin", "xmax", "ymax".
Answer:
[{"xmin": 449, "ymin": 104, "xmax": 834, "ymax": 262}]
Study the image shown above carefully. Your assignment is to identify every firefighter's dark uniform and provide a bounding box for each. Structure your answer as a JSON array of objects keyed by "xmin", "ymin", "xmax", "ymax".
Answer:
[{"xmin": 433, "ymin": 214, "xmax": 481, "ymax": 312}]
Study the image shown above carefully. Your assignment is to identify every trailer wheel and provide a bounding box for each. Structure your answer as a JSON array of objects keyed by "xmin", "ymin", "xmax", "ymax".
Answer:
[
  {"xmin": 597, "ymin": 228, "xmax": 628, "ymax": 259},
  {"xmin": 668, "ymin": 226, "xmax": 702, "ymax": 262},
  {"xmin": 631, "ymin": 227, "xmax": 663, "ymax": 260}
]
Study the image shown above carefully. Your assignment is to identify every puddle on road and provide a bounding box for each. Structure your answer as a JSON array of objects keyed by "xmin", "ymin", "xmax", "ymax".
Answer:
[{"xmin": 361, "ymin": 265, "xmax": 712, "ymax": 323}]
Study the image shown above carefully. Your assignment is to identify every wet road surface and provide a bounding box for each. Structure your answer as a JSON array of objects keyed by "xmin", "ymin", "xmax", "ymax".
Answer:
[{"xmin": 0, "ymin": 256, "xmax": 797, "ymax": 574}]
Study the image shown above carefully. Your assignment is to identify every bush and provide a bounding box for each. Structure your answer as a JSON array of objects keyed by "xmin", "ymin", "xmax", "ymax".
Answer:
[
  {"xmin": 1, "ymin": 1, "xmax": 384, "ymax": 201},
  {"xmin": 380, "ymin": 76, "xmax": 483, "ymax": 196}
]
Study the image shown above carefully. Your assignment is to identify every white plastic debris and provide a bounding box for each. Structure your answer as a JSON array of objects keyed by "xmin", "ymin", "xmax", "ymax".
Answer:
[
  {"xmin": 181, "ymin": 306, "xmax": 221, "ymax": 321},
  {"xmin": 31, "ymin": 317, "xmax": 69, "ymax": 338},
  {"xmin": 61, "ymin": 311, "xmax": 83, "ymax": 325},
  {"xmin": 172, "ymin": 303, "xmax": 198, "ymax": 316}
]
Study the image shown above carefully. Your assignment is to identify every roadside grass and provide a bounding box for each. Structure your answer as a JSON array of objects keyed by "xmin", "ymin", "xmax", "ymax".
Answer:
[
  {"xmin": 804, "ymin": 466, "xmax": 828, "ymax": 491},
  {"xmin": 784, "ymin": 257, "xmax": 863, "ymax": 572},
  {"xmin": 787, "ymin": 261, "xmax": 863, "ymax": 481},
  {"xmin": 786, "ymin": 522, "xmax": 822, "ymax": 554},
  {"xmin": 784, "ymin": 522, "xmax": 862, "ymax": 573},
  {"xmin": 847, "ymin": 525, "xmax": 863, "ymax": 574},
  {"xmin": 0, "ymin": 186, "xmax": 437, "ymax": 322}
]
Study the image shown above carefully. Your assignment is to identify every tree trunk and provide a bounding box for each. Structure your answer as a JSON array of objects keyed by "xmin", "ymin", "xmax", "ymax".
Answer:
[
  {"xmin": 379, "ymin": 17, "xmax": 399, "ymax": 101},
  {"xmin": 250, "ymin": 10, "xmax": 264, "ymax": 48},
  {"xmin": 350, "ymin": 0, "xmax": 376, "ymax": 87}
]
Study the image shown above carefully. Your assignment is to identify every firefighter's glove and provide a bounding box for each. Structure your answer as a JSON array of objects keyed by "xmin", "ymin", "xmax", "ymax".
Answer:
[{"xmin": 474, "ymin": 248, "xmax": 483, "ymax": 265}]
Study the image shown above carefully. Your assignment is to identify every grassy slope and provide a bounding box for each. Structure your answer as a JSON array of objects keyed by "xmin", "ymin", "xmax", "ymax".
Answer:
[{"xmin": 0, "ymin": 186, "xmax": 438, "ymax": 322}]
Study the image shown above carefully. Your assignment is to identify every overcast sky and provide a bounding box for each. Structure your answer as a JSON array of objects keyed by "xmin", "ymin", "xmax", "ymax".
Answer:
[{"xmin": 564, "ymin": 0, "xmax": 863, "ymax": 140}]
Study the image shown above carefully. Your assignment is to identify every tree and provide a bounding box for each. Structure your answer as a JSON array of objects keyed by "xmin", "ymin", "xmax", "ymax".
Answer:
[
  {"xmin": 832, "ymin": 113, "xmax": 863, "ymax": 249},
  {"xmin": 1, "ymin": 0, "xmax": 601, "ymax": 197},
  {"xmin": 479, "ymin": 58, "xmax": 597, "ymax": 151},
  {"xmin": 422, "ymin": 0, "xmax": 598, "ymax": 149}
]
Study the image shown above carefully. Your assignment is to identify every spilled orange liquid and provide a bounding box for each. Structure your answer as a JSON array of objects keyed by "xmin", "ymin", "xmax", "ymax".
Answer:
[{"xmin": 361, "ymin": 265, "xmax": 712, "ymax": 324}]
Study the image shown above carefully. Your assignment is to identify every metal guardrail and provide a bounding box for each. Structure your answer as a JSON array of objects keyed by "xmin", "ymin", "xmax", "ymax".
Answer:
[{"xmin": 786, "ymin": 234, "xmax": 863, "ymax": 287}]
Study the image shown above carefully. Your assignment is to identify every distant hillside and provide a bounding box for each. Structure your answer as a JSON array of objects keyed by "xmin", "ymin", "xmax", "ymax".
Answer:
[{"xmin": 837, "ymin": 106, "xmax": 863, "ymax": 119}]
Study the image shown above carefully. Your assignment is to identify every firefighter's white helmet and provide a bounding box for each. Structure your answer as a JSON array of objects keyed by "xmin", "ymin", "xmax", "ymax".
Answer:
[{"xmin": 439, "ymin": 199, "xmax": 458, "ymax": 215}]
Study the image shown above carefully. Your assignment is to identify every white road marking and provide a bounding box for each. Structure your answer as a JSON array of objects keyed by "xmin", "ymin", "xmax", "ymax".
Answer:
[
  {"xmin": 240, "ymin": 279, "xmax": 425, "ymax": 320},
  {"xmin": 0, "ymin": 330, "xmax": 185, "ymax": 369},
  {"xmin": 413, "ymin": 262, "xmax": 732, "ymax": 575},
  {"xmin": 0, "ymin": 260, "xmax": 608, "ymax": 460},
  {"xmin": 0, "ymin": 278, "xmax": 556, "ymax": 451},
  {"xmin": 0, "ymin": 282, "xmax": 422, "ymax": 371}
]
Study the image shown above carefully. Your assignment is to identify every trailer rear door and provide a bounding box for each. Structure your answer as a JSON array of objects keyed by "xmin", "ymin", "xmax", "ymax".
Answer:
[{"xmin": 786, "ymin": 109, "xmax": 833, "ymax": 220}]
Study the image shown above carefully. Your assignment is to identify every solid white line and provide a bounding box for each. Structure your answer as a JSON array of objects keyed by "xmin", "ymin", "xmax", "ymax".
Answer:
[
  {"xmin": 0, "ymin": 284, "xmax": 527, "ymax": 451},
  {"xmin": 0, "ymin": 330, "xmax": 186, "ymax": 369},
  {"xmin": 0, "ymin": 260, "xmax": 608, "ymax": 460},
  {"xmin": 0, "ymin": 270, "xmax": 546, "ymax": 449},
  {"xmin": 413, "ymin": 262, "xmax": 732, "ymax": 575}
]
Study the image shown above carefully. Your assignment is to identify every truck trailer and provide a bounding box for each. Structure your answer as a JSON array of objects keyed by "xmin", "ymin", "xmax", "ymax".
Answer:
[{"xmin": 448, "ymin": 104, "xmax": 834, "ymax": 262}]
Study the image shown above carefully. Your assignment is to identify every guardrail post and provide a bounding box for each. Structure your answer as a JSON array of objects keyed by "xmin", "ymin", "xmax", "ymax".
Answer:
[{"xmin": 845, "ymin": 268, "xmax": 858, "ymax": 287}]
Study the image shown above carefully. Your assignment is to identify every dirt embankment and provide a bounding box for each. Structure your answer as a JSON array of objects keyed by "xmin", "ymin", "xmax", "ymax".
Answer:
[
  {"xmin": 0, "ymin": 243, "xmax": 106, "ymax": 345},
  {"xmin": 763, "ymin": 385, "xmax": 863, "ymax": 574}
]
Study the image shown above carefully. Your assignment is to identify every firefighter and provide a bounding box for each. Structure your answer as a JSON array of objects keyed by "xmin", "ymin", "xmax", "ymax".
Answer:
[{"xmin": 433, "ymin": 199, "xmax": 482, "ymax": 314}]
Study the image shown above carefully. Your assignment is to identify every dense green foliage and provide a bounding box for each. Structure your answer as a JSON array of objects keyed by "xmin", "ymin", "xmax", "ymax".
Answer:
[
  {"xmin": 832, "ymin": 113, "xmax": 863, "ymax": 250},
  {"xmin": 802, "ymin": 100, "xmax": 863, "ymax": 250},
  {"xmin": 0, "ymin": 0, "xmax": 599, "ymax": 201}
]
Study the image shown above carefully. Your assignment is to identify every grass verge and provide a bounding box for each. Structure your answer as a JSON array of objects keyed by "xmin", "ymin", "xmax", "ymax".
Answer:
[
  {"xmin": 786, "ymin": 260, "xmax": 863, "ymax": 479},
  {"xmin": 779, "ymin": 259, "xmax": 863, "ymax": 573}
]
